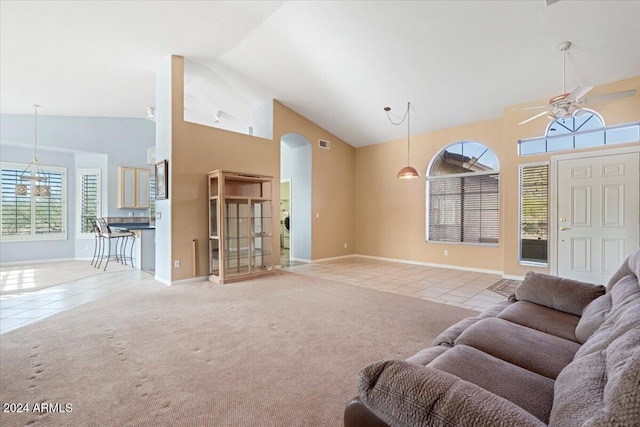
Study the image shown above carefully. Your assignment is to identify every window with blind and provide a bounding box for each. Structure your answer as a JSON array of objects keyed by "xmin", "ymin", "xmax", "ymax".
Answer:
[
  {"xmin": 1, "ymin": 162, "xmax": 66, "ymax": 241},
  {"xmin": 77, "ymin": 169, "xmax": 101, "ymax": 237},
  {"xmin": 519, "ymin": 163, "xmax": 549, "ymax": 264},
  {"xmin": 426, "ymin": 142, "xmax": 500, "ymax": 244}
]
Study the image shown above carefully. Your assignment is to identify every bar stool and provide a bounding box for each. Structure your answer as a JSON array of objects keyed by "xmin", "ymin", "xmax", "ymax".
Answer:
[
  {"xmin": 96, "ymin": 218, "xmax": 135, "ymax": 271},
  {"xmin": 90, "ymin": 218, "xmax": 104, "ymax": 267}
]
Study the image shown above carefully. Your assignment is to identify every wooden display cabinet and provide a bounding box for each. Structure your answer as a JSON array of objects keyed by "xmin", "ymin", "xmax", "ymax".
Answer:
[{"xmin": 208, "ymin": 170, "xmax": 275, "ymax": 284}]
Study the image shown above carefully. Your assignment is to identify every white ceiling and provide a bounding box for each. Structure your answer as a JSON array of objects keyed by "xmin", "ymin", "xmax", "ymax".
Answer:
[{"xmin": 1, "ymin": 1, "xmax": 639, "ymax": 147}]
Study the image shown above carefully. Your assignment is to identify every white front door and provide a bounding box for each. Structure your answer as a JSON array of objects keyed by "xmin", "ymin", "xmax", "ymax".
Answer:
[{"xmin": 556, "ymin": 150, "xmax": 639, "ymax": 285}]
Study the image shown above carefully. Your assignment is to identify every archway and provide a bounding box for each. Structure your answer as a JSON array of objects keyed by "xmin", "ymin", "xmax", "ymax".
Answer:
[{"xmin": 280, "ymin": 132, "xmax": 312, "ymax": 265}]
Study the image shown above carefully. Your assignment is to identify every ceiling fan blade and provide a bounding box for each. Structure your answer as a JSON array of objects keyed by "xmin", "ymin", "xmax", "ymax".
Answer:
[
  {"xmin": 519, "ymin": 111, "xmax": 549, "ymax": 126},
  {"xmin": 582, "ymin": 89, "xmax": 637, "ymax": 105},
  {"xmin": 566, "ymin": 86, "xmax": 593, "ymax": 101}
]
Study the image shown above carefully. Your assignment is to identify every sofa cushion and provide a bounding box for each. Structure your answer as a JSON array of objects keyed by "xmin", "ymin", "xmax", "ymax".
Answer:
[
  {"xmin": 358, "ymin": 359, "xmax": 546, "ymax": 427},
  {"xmin": 515, "ymin": 271, "xmax": 605, "ymax": 316},
  {"xmin": 575, "ymin": 292, "xmax": 640, "ymax": 359},
  {"xmin": 574, "ymin": 293, "xmax": 612, "ymax": 344},
  {"xmin": 431, "ymin": 300, "xmax": 515, "ymax": 347},
  {"xmin": 406, "ymin": 345, "xmax": 448, "ymax": 366},
  {"xmin": 455, "ymin": 317, "xmax": 580, "ymax": 379},
  {"xmin": 497, "ymin": 300, "xmax": 580, "ymax": 342},
  {"xmin": 607, "ymin": 255, "xmax": 632, "ymax": 290},
  {"xmin": 428, "ymin": 345, "xmax": 555, "ymax": 423},
  {"xmin": 550, "ymin": 329, "xmax": 640, "ymax": 426}
]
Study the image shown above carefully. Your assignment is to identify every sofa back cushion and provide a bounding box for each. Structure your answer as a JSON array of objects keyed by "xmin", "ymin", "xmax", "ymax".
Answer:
[
  {"xmin": 549, "ymin": 329, "xmax": 640, "ymax": 426},
  {"xmin": 515, "ymin": 272, "xmax": 605, "ymax": 316},
  {"xmin": 575, "ymin": 275, "xmax": 640, "ymax": 359},
  {"xmin": 574, "ymin": 293, "xmax": 612, "ymax": 344}
]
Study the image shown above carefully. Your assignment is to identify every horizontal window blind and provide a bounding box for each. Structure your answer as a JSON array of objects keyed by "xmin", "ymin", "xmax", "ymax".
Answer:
[
  {"xmin": 1, "ymin": 168, "xmax": 31, "ymax": 235},
  {"xmin": 428, "ymin": 173, "xmax": 499, "ymax": 244},
  {"xmin": 1, "ymin": 163, "xmax": 66, "ymax": 240},
  {"xmin": 79, "ymin": 171, "xmax": 100, "ymax": 234},
  {"xmin": 519, "ymin": 164, "xmax": 548, "ymax": 264},
  {"xmin": 35, "ymin": 170, "xmax": 63, "ymax": 234}
]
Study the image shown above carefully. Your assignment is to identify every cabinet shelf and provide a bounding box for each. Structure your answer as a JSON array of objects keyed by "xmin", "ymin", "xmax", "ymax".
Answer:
[{"xmin": 207, "ymin": 170, "xmax": 275, "ymax": 284}]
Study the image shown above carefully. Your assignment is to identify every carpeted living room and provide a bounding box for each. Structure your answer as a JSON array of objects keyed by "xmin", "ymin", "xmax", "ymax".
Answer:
[{"xmin": 2, "ymin": 1, "xmax": 640, "ymax": 427}]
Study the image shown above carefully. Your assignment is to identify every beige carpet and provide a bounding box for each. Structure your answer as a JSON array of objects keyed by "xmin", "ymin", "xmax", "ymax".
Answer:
[
  {"xmin": 0, "ymin": 271, "xmax": 474, "ymax": 426},
  {"xmin": 0, "ymin": 260, "xmax": 132, "ymax": 295}
]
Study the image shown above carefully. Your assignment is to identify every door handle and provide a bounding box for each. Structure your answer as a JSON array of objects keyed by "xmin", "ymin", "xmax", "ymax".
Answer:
[{"xmin": 560, "ymin": 226, "xmax": 570, "ymax": 231}]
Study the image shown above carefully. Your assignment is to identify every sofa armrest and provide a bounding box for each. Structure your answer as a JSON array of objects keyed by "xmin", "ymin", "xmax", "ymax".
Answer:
[
  {"xmin": 515, "ymin": 271, "xmax": 605, "ymax": 316},
  {"xmin": 358, "ymin": 360, "xmax": 546, "ymax": 427},
  {"xmin": 344, "ymin": 397, "xmax": 391, "ymax": 427}
]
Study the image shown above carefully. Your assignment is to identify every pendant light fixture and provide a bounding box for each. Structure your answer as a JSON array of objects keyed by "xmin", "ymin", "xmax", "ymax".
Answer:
[
  {"xmin": 385, "ymin": 102, "xmax": 420, "ymax": 179},
  {"xmin": 15, "ymin": 104, "xmax": 50, "ymax": 197}
]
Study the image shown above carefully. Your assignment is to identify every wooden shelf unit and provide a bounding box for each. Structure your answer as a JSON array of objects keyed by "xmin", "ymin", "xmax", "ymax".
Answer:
[{"xmin": 208, "ymin": 170, "xmax": 275, "ymax": 284}]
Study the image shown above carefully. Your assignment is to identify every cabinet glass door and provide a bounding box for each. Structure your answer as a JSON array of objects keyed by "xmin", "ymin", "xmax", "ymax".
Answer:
[
  {"xmin": 225, "ymin": 200, "xmax": 250, "ymax": 277},
  {"xmin": 210, "ymin": 238, "xmax": 220, "ymax": 277},
  {"xmin": 251, "ymin": 200, "xmax": 273, "ymax": 272}
]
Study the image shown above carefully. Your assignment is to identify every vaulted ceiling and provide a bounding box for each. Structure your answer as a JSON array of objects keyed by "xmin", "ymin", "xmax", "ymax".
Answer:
[{"xmin": 1, "ymin": 1, "xmax": 639, "ymax": 147}]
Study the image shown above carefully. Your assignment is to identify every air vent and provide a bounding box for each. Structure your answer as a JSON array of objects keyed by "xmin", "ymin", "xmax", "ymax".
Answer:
[
  {"xmin": 319, "ymin": 139, "xmax": 330, "ymax": 150},
  {"xmin": 147, "ymin": 147, "xmax": 156, "ymax": 165}
]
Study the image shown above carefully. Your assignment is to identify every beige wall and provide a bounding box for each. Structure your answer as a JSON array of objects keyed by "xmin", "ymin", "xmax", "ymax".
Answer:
[
  {"xmin": 167, "ymin": 53, "xmax": 637, "ymax": 280},
  {"xmin": 355, "ymin": 76, "xmax": 640, "ymax": 275},
  {"xmin": 167, "ymin": 57, "xmax": 356, "ymax": 281},
  {"xmin": 273, "ymin": 102, "xmax": 356, "ymax": 260},
  {"xmin": 355, "ymin": 117, "xmax": 505, "ymax": 272}
]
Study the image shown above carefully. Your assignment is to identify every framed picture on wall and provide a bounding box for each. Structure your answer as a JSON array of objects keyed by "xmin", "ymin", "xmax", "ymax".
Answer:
[{"xmin": 155, "ymin": 159, "xmax": 168, "ymax": 200}]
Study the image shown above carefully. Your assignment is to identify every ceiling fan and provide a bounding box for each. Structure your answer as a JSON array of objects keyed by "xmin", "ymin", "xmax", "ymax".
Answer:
[{"xmin": 518, "ymin": 41, "xmax": 636, "ymax": 125}]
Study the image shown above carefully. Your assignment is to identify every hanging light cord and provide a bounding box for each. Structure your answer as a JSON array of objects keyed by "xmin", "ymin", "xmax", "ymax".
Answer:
[
  {"xmin": 385, "ymin": 102, "xmax": 412, "ymax": 164},
  {"xmin": 33, "ymin": 104, "xmax": 39, "ymax": 162},
  {"xmin": 19, "ymin": 104, "xmax": 47, "ymax": 181}
]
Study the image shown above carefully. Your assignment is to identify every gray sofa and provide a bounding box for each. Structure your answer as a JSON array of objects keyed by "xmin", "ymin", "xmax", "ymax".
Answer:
[{"xmin": 345, "ymin": 249, "xmax": 640, "ymax": 426}]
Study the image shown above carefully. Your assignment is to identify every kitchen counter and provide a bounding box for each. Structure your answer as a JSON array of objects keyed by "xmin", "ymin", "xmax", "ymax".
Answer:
[{"xmin": 108, "ymin": 223, "xmax": 155, "ymax": 272}]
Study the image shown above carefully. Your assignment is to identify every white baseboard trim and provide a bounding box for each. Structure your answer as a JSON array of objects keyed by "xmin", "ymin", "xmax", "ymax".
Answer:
[
  {"xmin": 0, "ymin": 257, "xmax": 76, "ymax": 266},
  {"xmin": 312, "ymin": 254, "xmax": 356, "ymax": 263},
  {"xmin": 154, "ymin": 275, "xmax": 209, "ymax": 286},
  {"xmin": 354, "ymin": 254, "xmax": 504, "ymax": 276},
  {"xmin": 502, "ymin": 274, "xmax": 525, "ymax": 281}
]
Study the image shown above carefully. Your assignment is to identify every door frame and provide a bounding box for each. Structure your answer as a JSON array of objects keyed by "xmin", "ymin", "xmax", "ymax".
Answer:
[
  {"xmin": 549, "ymin": 145, "xmax": 640, "ymax": 276},
  {"xmin": 280, "ymin": 178, "xmax": 292, "ymax": 256}
]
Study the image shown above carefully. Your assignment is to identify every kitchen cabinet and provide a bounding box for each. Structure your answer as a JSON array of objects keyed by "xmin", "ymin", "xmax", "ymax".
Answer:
[
  {"xmin": 208, "ymin": 170, "xmax": 275, "ymax": 284},
  {"xmin": 118, "ymin": 167, "xmax": 150, "ymax": 209}
]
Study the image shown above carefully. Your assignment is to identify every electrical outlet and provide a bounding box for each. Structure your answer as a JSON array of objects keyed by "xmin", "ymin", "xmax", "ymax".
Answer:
[
  {"xmin": 174, "ymin": 260, "xmax": 180, "ymax": 268},
  {"xmin": 344, "ymin": 243, "xmax": 348, "ymax": 249},
  {"xmin": 315, "ymin": 212, "xmax": 320, "ymax": 219},
  {"xmin": 156, "ymin": 212, "xmax": 161, "ymax": 220},
  {"xmin": 444, "ymin": 250, "xmax": 449, "ymax": 256}
]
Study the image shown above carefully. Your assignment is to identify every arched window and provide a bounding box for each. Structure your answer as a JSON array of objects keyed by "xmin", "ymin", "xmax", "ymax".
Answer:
[
  {"xmin": 545, "ymin": 109, "xmax": 605, "ymax": 151},
  {"xmin": 426, "ymin": 141, "xmax": 499, "ymax": 244}
]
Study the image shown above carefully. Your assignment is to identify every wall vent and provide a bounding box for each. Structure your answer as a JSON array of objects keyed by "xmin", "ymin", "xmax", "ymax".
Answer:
[{"xmin": 318, "ymin": 139, "xmax": 330, "ymax": 150}]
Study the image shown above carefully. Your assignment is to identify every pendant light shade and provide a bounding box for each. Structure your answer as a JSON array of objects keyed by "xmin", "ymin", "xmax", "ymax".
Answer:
[
  {"xmin": 385, "ymin": 102, "xmax": 420, "ymax": 180},
  {"xmin": 397, "ymin": 165, "xmax": 420, "ymax": 179}
]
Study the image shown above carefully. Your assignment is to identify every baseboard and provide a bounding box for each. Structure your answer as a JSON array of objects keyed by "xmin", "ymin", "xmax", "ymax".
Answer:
[
  {"xmin": 291, "ymin": 257, "xmax": 311, "ymax": 263},
  {"xmin": 354, "ymin": 254, "xmax": 504, "ymax": 276},
  {"xmin": 0, "ymin": 257, "xmax": 76, "ymax": 266},
  {"xmin": 312, "ymin": 254, "xmax": 356, "ymax": 263},
  {"xmin": 153, "ymin": 275, "xmax": 209, "ymax": 286},
  {"xmin": 502, "ymin": 274, "xmax": 525, "ymax": 281}
]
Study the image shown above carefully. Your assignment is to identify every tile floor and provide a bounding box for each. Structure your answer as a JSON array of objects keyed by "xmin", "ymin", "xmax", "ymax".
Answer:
[
  {"xmin": 286, "ymin": 257, "xmax": 512, "ymax": 312},
  {"xmin": 0, "ymin": 269, "xmax": 145, "ymax": 335},
  {"xmin": 1, "ymin": 256, "xmax": 513, "ymax": 335}
]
